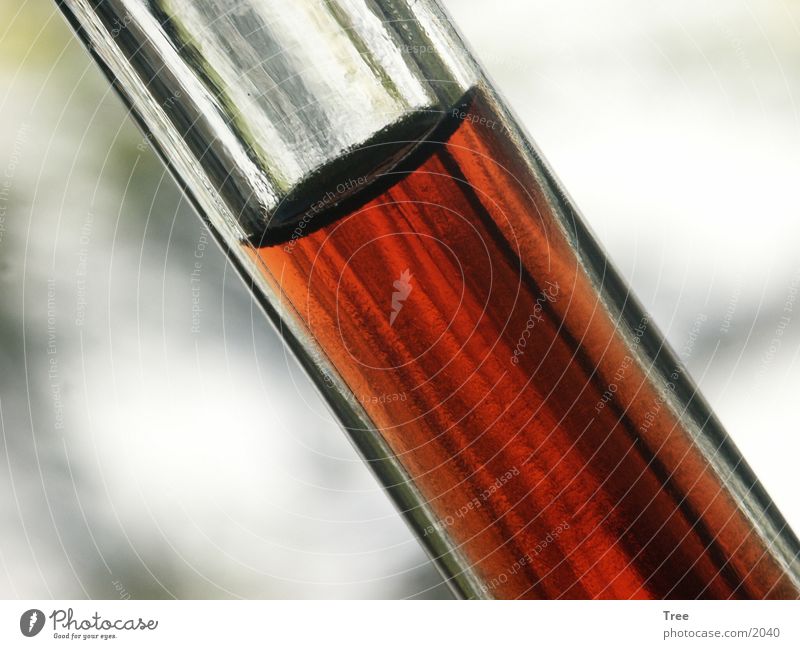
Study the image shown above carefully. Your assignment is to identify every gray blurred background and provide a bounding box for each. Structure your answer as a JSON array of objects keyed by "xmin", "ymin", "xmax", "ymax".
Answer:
[{"xmin": 0, "ymin": 0, "xmax": 798, "ymax": 598}]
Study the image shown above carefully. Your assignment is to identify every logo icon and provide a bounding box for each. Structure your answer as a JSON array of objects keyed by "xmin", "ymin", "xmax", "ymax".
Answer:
[
  {"xmin": 20, "ymin": 609, "xmax": 45, "ymax": 637},
  {"xmin": 389, "ymin": 268, "xmax": 413, "ymax": 326}
]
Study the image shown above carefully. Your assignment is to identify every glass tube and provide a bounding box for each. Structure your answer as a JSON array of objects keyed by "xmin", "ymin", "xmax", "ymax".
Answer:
[{"xmin": 55, "ymin": 0, "xmax": 800, "ymax": 599}]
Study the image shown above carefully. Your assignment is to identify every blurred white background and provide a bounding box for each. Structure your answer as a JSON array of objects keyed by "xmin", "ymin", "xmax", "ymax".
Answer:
[{"xmin": 0, "ymin": 0, "xmax": 798, "ymax": 598}]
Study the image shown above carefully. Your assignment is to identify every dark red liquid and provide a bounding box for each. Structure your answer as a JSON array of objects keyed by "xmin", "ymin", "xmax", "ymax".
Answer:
[{"xmin": 249, "ymin": 90, "xmax": 798, "ymax": 599}]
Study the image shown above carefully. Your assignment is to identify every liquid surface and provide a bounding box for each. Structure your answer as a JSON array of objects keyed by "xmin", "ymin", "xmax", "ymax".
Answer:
[{"xmin": 251, "ymin": 89, "xmax": 798, "ymax": 599}]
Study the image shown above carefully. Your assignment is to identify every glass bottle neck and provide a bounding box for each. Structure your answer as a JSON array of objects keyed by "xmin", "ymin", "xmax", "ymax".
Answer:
[{"xmin": 59, "ymin": 0, "xmax": 477, "ymax": 240}]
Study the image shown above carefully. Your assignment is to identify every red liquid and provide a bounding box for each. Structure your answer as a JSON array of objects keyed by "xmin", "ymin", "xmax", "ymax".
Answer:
[{"xmin": 249, "ymin": 89, "xmax": 798, "ymax": 599}]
